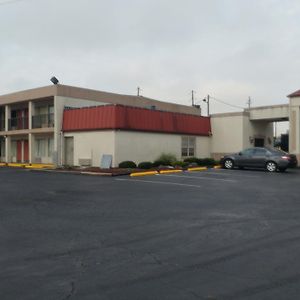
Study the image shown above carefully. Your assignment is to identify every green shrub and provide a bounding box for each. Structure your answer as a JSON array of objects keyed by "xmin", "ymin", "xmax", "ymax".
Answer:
[
  {"xmin": 153, "ymin": 153, "xmax": 177, "ymax": 166},
  {"xmin": 201, "ymin": 158, "xmax": 216, "ymax": 166},
  {"xmin": 138, "ymin": 161, "xmax": 153, "ymax": 169},
  {"xmin": 183, "ymin": 157, "xmax": 199, "ymax": 164},
  {"xmin": 153, "ymin": 160, "xmax": 167, "ymax": 167},
  {"xmin": 118, "ymin": 161, "xmax": 137, "ymax": 168},
  {"xmin": 171, "ymin": 161, "xmax": 189, "ymax": 168},
  {"xmin": 183, "ymin": 157, "xmax": 216, "ymax": 166}
]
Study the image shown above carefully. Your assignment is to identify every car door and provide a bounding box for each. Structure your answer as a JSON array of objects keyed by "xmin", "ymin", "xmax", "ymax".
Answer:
[
  {"xmin": 252, "ymin": 148, "xmax": 268, "ymax": 168},
  {"xmin": 235, "ymin": 148, "xmax": 255, "ymax": 167}
]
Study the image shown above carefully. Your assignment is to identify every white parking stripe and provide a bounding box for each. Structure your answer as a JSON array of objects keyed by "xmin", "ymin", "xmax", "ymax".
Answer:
[
  {"xmin": 206, "ymin": 170, "xmax": 261, "ymax": 178},
  {"xmin": 115, "ymin": 178, "xmax": 202, "ymax": 188},
  {"xmin": 158, "ymin": 174, "xmax": 237, "ymax": 182}
]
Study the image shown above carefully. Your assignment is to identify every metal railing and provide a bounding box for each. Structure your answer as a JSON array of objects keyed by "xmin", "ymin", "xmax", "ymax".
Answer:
[
  {"xmin": 8, "ymin": 117, "xmax": 29, "ymax": 130},
  {"xmin": 32, "ymin": 113, "xmax": 54, "ymax": 129}
]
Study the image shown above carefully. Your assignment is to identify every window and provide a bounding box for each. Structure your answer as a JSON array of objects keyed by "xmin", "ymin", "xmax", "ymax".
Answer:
[
  {"xmin": 35, "ymin": 139, "xmax": 46, "ymax": 157},
  {"xmin": 253, "ymin": 148, "xmax": 267, "ymax": 156},
  {"xmin": 35, "ymin": 137, "xmax": 53, "ymax": 158},
  {"xmin": 48, "ymin": 138, "xmax": 54, "ymax": 157},
  {"xmin": 182, "ymin": 136, "xmax": 195, "ymax": 157},
  {"xmin": 242, "ymin": 148, "xmax": 255, "ymax": 156}
]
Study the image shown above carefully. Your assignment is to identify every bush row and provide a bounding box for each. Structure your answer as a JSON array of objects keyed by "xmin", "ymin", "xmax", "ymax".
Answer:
[{"xmin": 118, "ymin": 153, "xmax": 217, "ymax": 169}]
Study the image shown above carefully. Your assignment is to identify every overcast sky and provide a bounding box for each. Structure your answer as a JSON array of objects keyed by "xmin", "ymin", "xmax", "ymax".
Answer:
[{"xmin": 0, "ymin": 0, "xmax": 299, "ymax": 114}]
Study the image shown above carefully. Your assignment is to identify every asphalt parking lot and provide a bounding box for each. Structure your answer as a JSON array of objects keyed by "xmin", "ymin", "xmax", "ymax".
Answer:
[{"xmin": 1, "ymin": 167, "xmax": 300, "ymax": 300}]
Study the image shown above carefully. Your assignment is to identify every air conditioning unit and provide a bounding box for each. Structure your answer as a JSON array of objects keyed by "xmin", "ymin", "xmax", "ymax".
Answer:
[{"xmin": 79, "ymin": 158, "xmax": 92, "ymax": 166}]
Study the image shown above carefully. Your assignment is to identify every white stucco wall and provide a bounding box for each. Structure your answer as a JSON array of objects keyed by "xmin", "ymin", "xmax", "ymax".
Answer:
[
  {"xmin": 63, "ymin": 130, "xmax": 211, "ymax": 167},
  {"xmin": 54, "ymin": 96, "xmax": 107, "ymax": 165},
  {"xmin": 211, "ymin": 114, "xmax": 245, "ymax": 155},
  {"xmin": 211, "ymin": 112, "xmax": 274, "ymax": 159},
  {"xmin": 114, "ymin": 131, "xmax": 211, "ymax": 166},
  {"xmin": 64, "ymin": 131, "xmax": 115, "ymax": 167}
]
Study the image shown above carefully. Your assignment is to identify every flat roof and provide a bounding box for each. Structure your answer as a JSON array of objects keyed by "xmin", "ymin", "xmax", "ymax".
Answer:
[{"xmin": 0, "ymin": 84, "xmax": 200, "ymax": 115}]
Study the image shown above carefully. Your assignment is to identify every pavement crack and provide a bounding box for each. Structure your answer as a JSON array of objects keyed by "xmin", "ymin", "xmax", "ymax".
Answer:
[{"xmin": 63, "ymin": 281, "xmax": 75, "ymax": 300}]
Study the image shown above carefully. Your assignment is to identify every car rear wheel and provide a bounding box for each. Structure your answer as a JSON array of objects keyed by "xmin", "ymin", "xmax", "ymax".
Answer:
[
  {"xmin": 266, "ymin": 161, "xmax": 277, "ymax": 172},
  {"xmin": 224, "ymin": 159, "xmax": 234, "ymax": 169}
]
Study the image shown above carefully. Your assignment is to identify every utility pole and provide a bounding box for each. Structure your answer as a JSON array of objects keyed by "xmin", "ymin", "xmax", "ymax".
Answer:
[
  {"xmin": 191, "ymin": 90, "xmax": 195, "ymax": 106},
  {"xmin": 247, "ymin": 96, "xmax": 252, "ymax": 109},
  {"xmin": 207, "ymin": 94, "xmax": 210, "ymax": 116},
  {"xmin": 137, "ymin": 87, "xmax": 141, "ymax": 96},
  {"xmin": 203, "ymin": 94, "xmax": 210, "ymax": 116}
]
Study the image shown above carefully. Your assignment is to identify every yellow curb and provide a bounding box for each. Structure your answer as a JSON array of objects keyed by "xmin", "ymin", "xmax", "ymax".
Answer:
[
  {"xmin": 187, "ymin": 167, "xmax": 208, "ymax": 171},
  {"xmin": 25, "ymin": 166, "xmax": 53, "ymax": 169},
  {"xmin": 159, "ymin": 169, "xmax": 183, "ymax": 174},
  {"xmin": 130, "ymin": 171, "xmax": 158, "ymax": 177},
  {"xmin": 213, "ymin": 165, "xmax": 222, "ymax": 169},
  {"xmin": 7, "ymin": 163, "xmax": 27, "ymax": 168},
  {"xmin": 31, "ymin": 164, "xmax": 54, "ymax": 168}
]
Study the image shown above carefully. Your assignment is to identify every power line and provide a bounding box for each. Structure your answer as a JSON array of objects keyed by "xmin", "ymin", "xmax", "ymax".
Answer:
[{"xmin": 209, "ymin": 96, "xmax": 244, "ymax": 110}]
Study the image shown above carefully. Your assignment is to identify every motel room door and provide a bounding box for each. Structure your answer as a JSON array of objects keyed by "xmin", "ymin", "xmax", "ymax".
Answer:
[
  {"xmin": 17, "ymin": 140, "xmax": 29, "ymax": 163},
  {"xmin": 23, "ymin": 140, "xmax": 29, "ymax": 162},
  {"xmin": 64, "ymin": 137, "xmax": 74, "ymax": 166}
]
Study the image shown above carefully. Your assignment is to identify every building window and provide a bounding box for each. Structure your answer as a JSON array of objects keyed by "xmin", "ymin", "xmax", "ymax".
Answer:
[
  {"xmin": 35, "ymin": 139, "xmax": 47, "ymax": 157},
  {"xmin": 181, "ymin": 136, "xmax": 195, "ymax": 157},
  {"xmin": 48, "ymin": 137, "xmax": 54, "ymax": 157},
  {"xmin": 35, "ymin": 137, "xmax": 53, "ymax": 158}
]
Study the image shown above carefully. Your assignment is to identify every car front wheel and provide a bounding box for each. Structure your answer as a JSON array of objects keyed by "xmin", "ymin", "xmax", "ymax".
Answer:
[
  {"xmin": 266, "ymin": 161, "xmax": 277, "ymax": 172},
  {"xmin": 224, "ymin": 159, "xmax": 234, "ymax": 169}
]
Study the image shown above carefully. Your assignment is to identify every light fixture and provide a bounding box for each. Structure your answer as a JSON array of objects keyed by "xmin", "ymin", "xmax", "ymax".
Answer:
[{"xmin": 50, "ymin": 76, "xmax": 59, "ymax": 85}]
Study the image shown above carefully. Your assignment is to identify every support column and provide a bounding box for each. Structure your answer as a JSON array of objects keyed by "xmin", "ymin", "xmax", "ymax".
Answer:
[
  {"xmin": 5, "ymin": 136, "xmax": 11, "ymax": 163},
  {"xmin": 29, "ymin": 133, "xmax": 35, "ymax": 164},
  {"xmin": 5, "ymin": 105, "xmax": 10, "ymax": 131},
  {"xmin": 28, "ymin": 101, "xmax": 34, "ymax": 130}
]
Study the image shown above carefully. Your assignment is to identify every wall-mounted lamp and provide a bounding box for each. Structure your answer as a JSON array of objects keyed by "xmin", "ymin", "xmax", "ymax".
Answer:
[{"xmin": 249, "ymin": 136, "xmax": 254, "ymax": 144}]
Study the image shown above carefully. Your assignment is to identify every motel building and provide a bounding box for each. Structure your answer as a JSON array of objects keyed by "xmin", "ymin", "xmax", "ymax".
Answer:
[{"xmin": 0, "ymin": 84, "xmax": 300, "ymax": 167}]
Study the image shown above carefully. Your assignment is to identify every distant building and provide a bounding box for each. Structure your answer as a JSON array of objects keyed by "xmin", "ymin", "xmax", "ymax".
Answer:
[
  {"xmin": 0, "ymin": 85, "xmax": 208, "ymax": 166},
  {"xmin": 0, "ymin": 85, "xmax": 299, "ymax": 167}
]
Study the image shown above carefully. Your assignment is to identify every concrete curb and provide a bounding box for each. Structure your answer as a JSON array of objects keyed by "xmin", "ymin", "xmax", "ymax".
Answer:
[
  {"xmin": 187, "ymin": 167, "xmax": 208, "ymax": 171},
  {"xmin": 159, "ymin": 169, "xmax": 183, "ymax": 174},
  {"xmin": 130, "ymin": 171, "xmax": 159, "ymax": 177},
  {"xmin": 29, "ymin": 169, "xmax": 115, "ymax": 176},
  {"xmin": 2, "ymin": 163, "xmax": 55, "ymax": 169},
  {"xmin": 213, "ymin": 165, "xmax": 222, "ymax": 169},
  {"xmin": 7, "ymin": 163, "xmax": 27, "ymax": 168}
]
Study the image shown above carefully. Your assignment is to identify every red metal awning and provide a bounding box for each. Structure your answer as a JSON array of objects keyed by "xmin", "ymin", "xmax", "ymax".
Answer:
[{"xmin": 63, "ymin": 105, "xmax": 211, "ymax": 136}]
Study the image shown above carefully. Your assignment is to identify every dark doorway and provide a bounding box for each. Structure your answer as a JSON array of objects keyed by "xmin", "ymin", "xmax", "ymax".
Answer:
[
  {"xmin": 280, "ymin": 134, "xmax": 289, "ymax": 152},
  {"xmin": 254, "ymin": 138, "xmax": 264, "ymax": 147}
]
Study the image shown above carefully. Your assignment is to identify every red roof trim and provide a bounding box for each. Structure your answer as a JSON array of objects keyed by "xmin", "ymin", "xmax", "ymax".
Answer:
[
  {"xmin": 287, "ymin": 89, "xmax": 300, "ymax": 98},
  {"xmin": 63, "ymin": 104, "xmax": 211, "ymax": 136}
]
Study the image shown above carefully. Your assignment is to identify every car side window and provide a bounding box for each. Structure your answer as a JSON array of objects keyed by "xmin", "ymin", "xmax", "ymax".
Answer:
[
  {"xmin": 243, "ymin": 148, "xmax": 255, "ymax": 156},
  {"xmin": 253, "ymin": 148, "xmax": 267, "ymax": 156}
]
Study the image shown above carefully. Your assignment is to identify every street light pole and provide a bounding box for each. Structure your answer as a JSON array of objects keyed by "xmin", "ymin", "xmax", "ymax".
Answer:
[{"xmin": 203, "ymin": 95, "xmax": 210, "ymax": 116}]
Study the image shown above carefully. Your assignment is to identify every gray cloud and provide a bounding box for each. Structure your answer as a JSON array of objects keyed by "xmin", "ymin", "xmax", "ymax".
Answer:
[{"xmin": 0, "ymin": 0, "xmax": 299, "ymax": 114}]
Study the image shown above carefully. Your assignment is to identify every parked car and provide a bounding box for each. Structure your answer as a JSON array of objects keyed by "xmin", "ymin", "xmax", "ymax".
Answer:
[{"xmin": 221, "ymin": 147, "xmax": 298, "ymax": 172}]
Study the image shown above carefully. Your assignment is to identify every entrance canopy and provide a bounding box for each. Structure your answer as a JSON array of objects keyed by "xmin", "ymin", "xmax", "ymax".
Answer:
[{"xmin": 246, "ymin": 104, "xmax": 289, "ymax": 122}]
